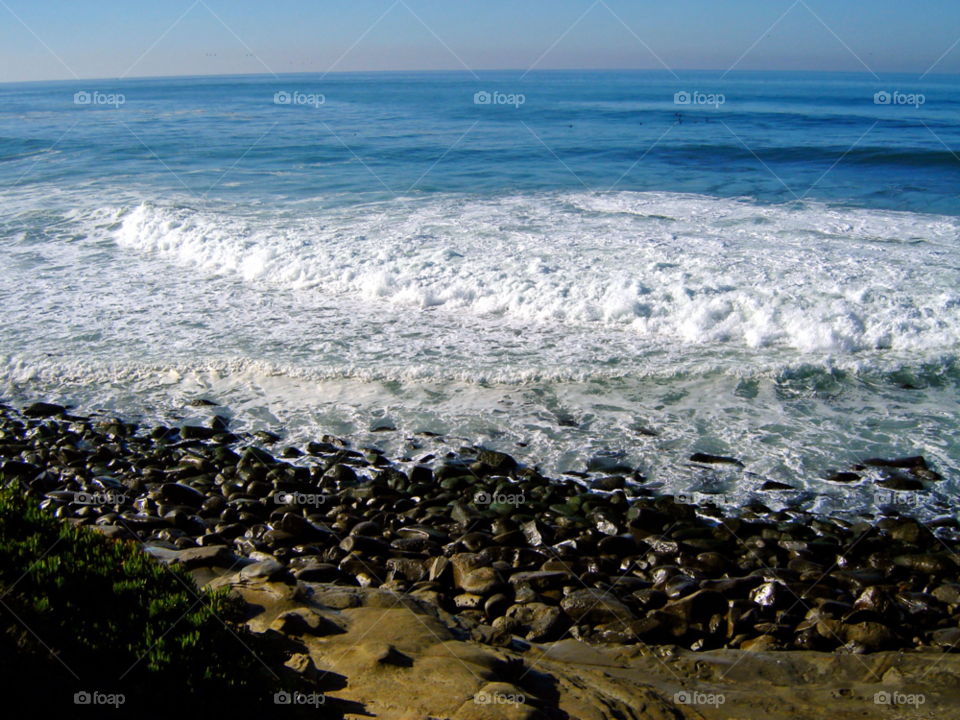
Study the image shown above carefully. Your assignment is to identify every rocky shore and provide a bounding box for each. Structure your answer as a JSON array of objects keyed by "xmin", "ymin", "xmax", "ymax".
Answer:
[{"xmin": 2, "ymin": 399, "xmax": 959, "ymax": 717}]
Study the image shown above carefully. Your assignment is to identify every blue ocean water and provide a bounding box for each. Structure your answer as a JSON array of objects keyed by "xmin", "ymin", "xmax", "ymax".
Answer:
[{"xmin": 1, "ymin": 71, "xmax": 959, "ymax": 518}]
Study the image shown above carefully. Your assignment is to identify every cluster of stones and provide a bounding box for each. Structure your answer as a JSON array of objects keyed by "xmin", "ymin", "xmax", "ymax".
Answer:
[{"xmin": 2, "ymin": 401, "xmax": 959, "ymax": 656}]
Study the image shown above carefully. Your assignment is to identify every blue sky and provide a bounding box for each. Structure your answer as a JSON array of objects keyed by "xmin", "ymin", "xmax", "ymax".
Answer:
[{"xmin": 1, "ymin": 0, "xmax": 958, "ymax": 82}]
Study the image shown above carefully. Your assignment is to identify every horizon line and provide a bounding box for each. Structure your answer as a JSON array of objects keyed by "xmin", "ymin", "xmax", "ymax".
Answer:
[{"xmin": 1, "ymin": 66, "xmax": 958, "ymax": 88}]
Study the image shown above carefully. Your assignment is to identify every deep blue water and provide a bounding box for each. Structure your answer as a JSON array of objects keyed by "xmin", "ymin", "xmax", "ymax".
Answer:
[{"xmin": 2, "ymin": 70, "xmax": 958, "ymax": 213}]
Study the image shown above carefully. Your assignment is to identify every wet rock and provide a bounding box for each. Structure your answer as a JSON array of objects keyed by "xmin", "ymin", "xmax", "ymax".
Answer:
[
  {"xmin": 661, "ymin": 590, "xmax": 728, "ymax": 623},
  {"xmin": 895, "ymin": 592, "xmax": 944, "ymax": 617},
  {"xmin": 590, "ymin": 476, "xmax": 626, "ymax": 491},
  {"xmin": 839, "ymin": 622, "xmax": 894, "ymax": 650},
  {"xmin": 23, "ymin": 402, "xmax": 66, "ymax": 418},
  {"xmin": 893, "ymin": 554, "xmax": 955, "ymax": 575},
  {"xmin": 350, "ymin": 521, "xmax": 383, "ymax": 537},
  {"xmin": 455, "ymin": 593, "xmax": 485, "ymax": 610},
  {"xmin": 932, "ymin": 584, "xmax": 960, "ymax": 606},
  {"xmin": 864, "ymin": 456, "xmax": 927, "ymax": 469},
  {"xmin": 526, "ymin": 605, "xmax": 566, "ymax": 643},
  {"xmin": 485, "ymin": 593, "xmax": 512, "ymax": 621},
  {"xmin": 750, "ymin": 582, "xmax": 785, "ymax": 608},
  {"xmin": 339, "ymin": 535, "xmax": 390, "ymax": 556},
  {"xmin": 167, "ymin": 545, "xmax": 241, "ymax": 570},
  {"xmin": 689, "ymin": 453, "xmax": 743, "ymax": 466},
  {"xmin": 521, "ymin": 520, "xmax": 555, "ymax": 548},
  {"xmin": 596, "ymin": 534, "xmax": 637, "ymax": 555},
  {"xmin": 451, "ymin": 553, "xmax": 491, "ymax": 589},
  {"xmin": 460, "ymin": 567, "xmax": 506, "ymax": 596},
  {"xmin": 476, "ymin": 449, "xmax": 518, "ymax": 473},
  {"xmin": 741, "ymin": 635, "xmax": 781, "ymax": 652},
  {"xmin": 931, "ymin": 628, "xmax": 960, "ymax": 649},
  {"xmin": 159, "ymin": 483, "xmax": 207, "ymax": 507},
  {"xmin": 761, "ymin": 481, "xmax": 796, "ymax": 491},
  {"xmin": 827, "ymin": 472, "xmax": 860, "ymax": 483},
  {"xmin": 240, "ymin": 558, "xmax": 291, "ymax": 583},
  {"xmin": 293, "ymin": 562, "xmax": 343, "ymax": 583},
  {"xmin": 853, "ymin": 587, "xmax": 893, "ymax": 616},
  {"xmin": 875, "ymin": 476, "xmax": 924, "ymax": 491},
  {"xmin": 561, "ymin": 589, "xmax": 636, "ymax": 625}
]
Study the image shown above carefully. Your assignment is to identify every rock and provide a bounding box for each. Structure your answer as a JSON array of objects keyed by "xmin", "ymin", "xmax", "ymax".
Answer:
[
  {"xmin": 284, "ymin": 653, "xmax": 320, "ymax": 682},
  {"xmin": 875, "ymin": 476, "xmax": 924, "ymax": 491},
  {"xmin": 864, "ymin": 456, "xmax": 927, "ymax": 469},
  {"xmin": 240, "ymin": 559, "xmax": 291, "ymax": 583},
  {"xmin": 749, "ymin": 582, "xmax": 784, "ymax": 608},
  {"xmin": 840, "ymin": 622, "xmax": 894, "ymax": 650},
  {"xmin": 590, "ymin": 476, "xmax": 626, "ymax": 491},
  {"xmin": 455, "ymin": 593, "xmax": 485, "ymax": 609},
  {"xmin": 168, "ymin": 546, "xmax": 241, "ymax": 570},
  {"xmin": 690, "ymin": 453, "xmax": 743, "ymax": 466},
  {"xmin": 520, "ymin": 520, "xmax": 554, "ymax": 548},
  {"xmin": 427, "ymin": 556, "xmax": 452, "ymax": 583},
  {"xmin": 761, "ymin": 481, "xmax": 796, "ymax": 491},
  {"xmin": 741, "ymin": 635, "xmax": 781, "ymax": 652},
  {"xmin": 661, "ymin": 590, "xmax": 728, "ymax": 623},
  {"xmin": 325, "ymin": 464, "xmax": 357, "ymax": 483},
  {"xmin": 476, "ymin": 449, "xmax": 518, "ymax": 473},
  {"xmin": 932, "ymin": 584, "xmax": 960, "ymax": 606},
  {"xmin": 270, "ymin": 609, "xmax": 344, "ymax": 637},
  {"xmin": 509, "ymin": 571, "xmax": 576, "ymax": 592},
  {"xmin": 386, "ymin": 558, "xmax": 427, "ymax": 583},
  {"xmin": 159, "ymin": 483, "xmax": 207, "ymax": 507},
  {"xmin": 293, "ymin": 562, "xmax": 342, "ymax": 583},
  {"xmin": 485, "ymin": 593, "xmax": 512, "ymax": 621},
  {"xmin": 339, "ymin": 535, "xmax": 390, "ymax": 556},
  {"xmin": 890, "ymin": 522, "xmax": 926, "ymax": 543},
  {"xmin": 561, "ymin": 589, "xmax": 636, "ymax": 625},
  {"xmin": 892, "ymin": 554, "xmax": 955, "ymax": 575},
  {"xmin": 451, "ymin": 553, "xmax": 492, "ymax": 589},
  {"xmin": 23, "ymin": 402, "xmax": 66, "ymax": 418},
  {"xmin": 827, "ymin": 472, "xmax": 860, "ymax": 483},
  {"xmin": 853, "ymin": 587, "xmax": 893, "ymax": 616},
  {"xmin": 931, "ymin": 628, "xmax": 960, "ymax": 649},
  {"xmin": 460, "ymin": 567, "xmax": 506, "ymax": 596},
  {"xmin": 350, "ymin": 521, "xmax": 383, "ymax": 537},
  {"xmin": 526, "ymin": 605, "xmax": 566, "ymax": 643}
]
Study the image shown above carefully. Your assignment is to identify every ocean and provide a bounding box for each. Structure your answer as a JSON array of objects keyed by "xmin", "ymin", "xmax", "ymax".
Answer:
[{"xmin": 1, "ymin": 70, "xmax": 959, "ymax": 519}]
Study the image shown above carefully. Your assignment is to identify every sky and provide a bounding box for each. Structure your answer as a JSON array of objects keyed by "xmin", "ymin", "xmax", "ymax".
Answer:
[{"xmin": 0, "ymin": 0, "xmax": 958, "ymax": 83}]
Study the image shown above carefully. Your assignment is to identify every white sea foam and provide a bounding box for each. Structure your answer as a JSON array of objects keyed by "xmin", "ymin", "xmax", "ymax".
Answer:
[{"xmin": 112, "ymin": 192, "xmax": 960, "ymax": 356}]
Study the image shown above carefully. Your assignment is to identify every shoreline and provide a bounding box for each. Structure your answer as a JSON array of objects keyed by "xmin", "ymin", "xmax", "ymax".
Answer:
[{"xmin": 1, "ymin": 399, "xmax": 957, "ymax": 658}]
